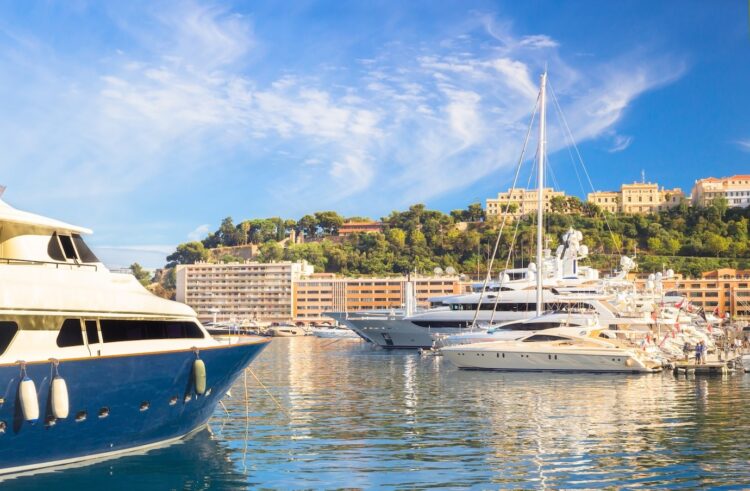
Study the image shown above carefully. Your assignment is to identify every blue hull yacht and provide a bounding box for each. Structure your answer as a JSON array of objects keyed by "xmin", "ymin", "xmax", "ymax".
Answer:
[{"xmin": 0, "ymin": 198, "xmax": 270, "ymax": 475}]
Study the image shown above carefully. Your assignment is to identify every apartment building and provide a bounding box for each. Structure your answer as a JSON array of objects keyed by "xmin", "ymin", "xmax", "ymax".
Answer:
[
  {"xmin": 691, "ymin": 175, "xmax": 750, "ymax": 208},
  {"xmin": 588, "ymin": 182, "xmax": 684, "ymax": 214},
  {"xmin": 175, "ymin": 260, "xmax": 314, "ymax": 323},
  {"xmin": 633, "ymin": 268, "xmax": 750, "ymax": 320},
  {"xmin": 485, "ymin": 187, "xmax": 565, "ymax": 218},
  {"xmin": 293, "ymin": 274, "xmax": 466, "ymax": 323},
  {"xmin": 337, "ymin": 221, "xmax": 384, "ymax": 236}
]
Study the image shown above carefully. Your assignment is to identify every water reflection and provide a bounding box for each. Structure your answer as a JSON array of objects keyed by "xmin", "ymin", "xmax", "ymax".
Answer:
[
  {"xmin": 2, "ymin": 428, "xmax": 246, "ymax": 491},
  {"xmin": 8, "ymin": 337, "xmax": 750, "ymax": 489}
]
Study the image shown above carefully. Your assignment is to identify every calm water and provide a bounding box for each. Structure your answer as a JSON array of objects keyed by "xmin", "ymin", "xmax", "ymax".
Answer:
[{"xmin": 5, "ymin": 337, "xmax": 750, "ymax": 490}]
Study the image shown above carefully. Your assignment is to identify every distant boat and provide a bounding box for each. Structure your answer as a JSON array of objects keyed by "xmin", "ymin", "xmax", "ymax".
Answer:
[
  {"xmin": 0, "ymin": 197, "xmax": 270, "ymax": 475},
  {"xmin": 267, "ymin": 324, "xmax": 307, "ymax": 337},
  {"xmin": 311, "ymin": 326, "xmax": 360, "ymax": 339}
]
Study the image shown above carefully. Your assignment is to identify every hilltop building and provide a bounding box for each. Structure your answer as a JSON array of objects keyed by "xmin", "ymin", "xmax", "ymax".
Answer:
[
  {"xmin": 691, "ymin": 175, "xmax": 750, "ymax": 208},
  {"xmin": 588, "ymin": 182, "xmax": 684, "ymax": 214},
  {"xmin": 337, "ymin": 221, "xmax": 384, "ymax": 236},
  {"xmin": 485, "ymin": 187, "xmax": 565, "ymax": 218}
]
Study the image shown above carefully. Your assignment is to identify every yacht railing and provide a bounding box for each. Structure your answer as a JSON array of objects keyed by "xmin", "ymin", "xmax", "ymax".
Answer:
[{"xmin": 0, "ymin": 257, "xmax": 98, "ymax": 271}]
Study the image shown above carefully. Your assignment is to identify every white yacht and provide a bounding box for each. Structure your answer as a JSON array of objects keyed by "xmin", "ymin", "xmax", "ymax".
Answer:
[
  {"xmin": 310, "ymin": 326, "xmax": 360, "ymax": 339},
  {"xmin": 442, "ymin": 326, "xmax": 663, "ymax": 373},
  {"xmin": 335, "ymin": 228, "xmax": 628, "ymax": 349},
  {"xmin": 0, "ymin": 198, "xmax": 270, "ymax": 475}
]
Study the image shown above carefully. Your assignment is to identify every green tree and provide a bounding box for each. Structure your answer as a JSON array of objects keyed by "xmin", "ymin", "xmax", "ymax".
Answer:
[
  {"xmin": 217, "ymin": 216, "xmax": 240, "ymax": 246},
  {"xmin": 129, "ymin": 262, "xmax": 151, "ymax": 286},
  {"xmin": 166, "ymin": 242, "xmax": 209, "ymax": 267},
  {"xmin": 315, "ymin": 211, "xmax": 344, "ymax": 235},
  {"xmin": 297, "ymin": 214, "xmax": 318, "ymax": 238},
  {"xmin": 258, "ymin": 242, "xmax": 283, "ymax": 262},
  {"xmin": 465, "ymin": 203, "xmax": 485, "ymax": 222},
  {"xmin": 387, "ymin": 228, "xmax": 407, "ymax": 249}
]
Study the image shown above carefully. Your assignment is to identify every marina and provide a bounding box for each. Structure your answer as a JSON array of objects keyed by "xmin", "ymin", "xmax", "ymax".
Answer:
[
  {"xmin": 0, "ymin": 1, "xmax": 749, "ymax": 489},
  {"xmin": 6, "ymin": 337, "xmax": 750, "ymax": 489}
]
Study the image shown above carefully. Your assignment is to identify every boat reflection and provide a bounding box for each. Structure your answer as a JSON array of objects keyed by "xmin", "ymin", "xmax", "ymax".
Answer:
[{"xmin": 1, "ymin": 427, "xmax": 248, "ymax": 491}]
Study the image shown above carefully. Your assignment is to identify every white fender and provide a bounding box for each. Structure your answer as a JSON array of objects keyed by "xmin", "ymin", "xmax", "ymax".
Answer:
[
  {"xmin": 51, "ymin": 377, "xmax": 70, "ymax": 419},
  {"xmin": 193, "ymin": 359, "xmax": 206, "ymax": 395},
  {"xmin": 20, "ymin": 377, "xmax": 39, "ymax": 423}
]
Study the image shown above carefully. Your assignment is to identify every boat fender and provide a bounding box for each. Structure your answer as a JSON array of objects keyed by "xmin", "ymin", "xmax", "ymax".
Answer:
[
  {"xmin": 625, "ymin": 358, "xmax": 634, "ymax": 367},
  {"xmin": 51, "ymin": 377, "xmax": 70, "ymax": 419},
  {"xmin": 18, "ymin": 363, "xmax": 39, "ymax": 423},
  {"xmin": 193, "ymin": 356, "xmax": 207, "ymax": 396},
  {"xmin": 50, "ymin": 360, "xmax": 70, "ymax": 419}
]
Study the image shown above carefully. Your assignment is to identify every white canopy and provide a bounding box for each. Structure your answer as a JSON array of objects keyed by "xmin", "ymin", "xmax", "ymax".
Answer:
[{"xmin": 0, "ymin": 198, "xmax": 92, "ymax": 235}]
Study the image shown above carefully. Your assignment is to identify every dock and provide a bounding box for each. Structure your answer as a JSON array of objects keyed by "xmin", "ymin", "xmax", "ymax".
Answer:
[{"xmin": 672, "ymin": 356, "xmax": 741, "ymax": 375}]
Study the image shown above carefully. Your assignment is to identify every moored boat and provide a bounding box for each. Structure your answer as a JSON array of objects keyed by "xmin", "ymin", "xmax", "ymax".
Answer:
[{"xmin": 0, "ymin": 198, "xmax": 270, "ymax": 475}]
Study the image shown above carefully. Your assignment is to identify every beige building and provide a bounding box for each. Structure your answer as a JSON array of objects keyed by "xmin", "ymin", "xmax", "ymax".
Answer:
[
  {"xmin": 294, "ymin": 274, "xmax": 466, "ymax": 323},
  {"xmin": 176, "ymin": 260, "xmax": 314, "ymax": 323},
  {"xmin": 587, "ymin": 191, "xmax": 620, "ymax": 213},
  {"xmin": 588, "ymin": 182, "xmax": 684, "ymax": 214},
  {"xmin": 633, "ymin": 268, "xmax": 750, "ymax": 320},
  {"xmin": 486, "ymin": 187, "xmax": 565, "ymax": 218},
  {"xmin": 691, "ymin": 175, "xmax": 750, "ymax": 208}
]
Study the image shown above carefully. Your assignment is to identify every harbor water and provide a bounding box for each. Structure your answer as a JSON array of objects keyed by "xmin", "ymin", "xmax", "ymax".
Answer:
[{"xmin": 5, "ymin": 336, "xmax": 750, "ymax": 489}]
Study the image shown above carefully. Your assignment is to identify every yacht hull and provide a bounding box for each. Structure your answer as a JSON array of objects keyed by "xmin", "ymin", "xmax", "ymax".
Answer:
[
  {"xmin": 0, "ymin": 338, "xmax": 269, "ymax": 475},
  {"xmin": 443, "ymin": 348, "xmax": 658, "ymax": 373}
]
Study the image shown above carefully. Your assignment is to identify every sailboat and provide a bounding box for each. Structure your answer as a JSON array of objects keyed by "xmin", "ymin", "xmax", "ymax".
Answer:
[{"xmin": 442, "ymin": 71, "xmax": 662, "ymax": 373}]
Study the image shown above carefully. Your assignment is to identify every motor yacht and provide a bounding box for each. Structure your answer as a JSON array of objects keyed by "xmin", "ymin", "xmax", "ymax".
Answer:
[
  {"xmin": 442, "ymin": 326, "xmax": 663, "ymax": 373},
  {"xmin": 0, "ymin": 198, "xmax": 270, "ymax": 475}
]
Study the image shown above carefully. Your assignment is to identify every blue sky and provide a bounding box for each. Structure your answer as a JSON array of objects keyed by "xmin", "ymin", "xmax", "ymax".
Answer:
[{"xmin": 0, "ymin": 1, "xmax": 748, "ymax": 268}]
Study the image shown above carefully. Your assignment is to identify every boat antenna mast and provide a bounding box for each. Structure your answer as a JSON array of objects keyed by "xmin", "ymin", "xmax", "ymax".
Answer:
[{"xmin": 535, "ymin": 70, "xmax": 547, "ymax": 316}]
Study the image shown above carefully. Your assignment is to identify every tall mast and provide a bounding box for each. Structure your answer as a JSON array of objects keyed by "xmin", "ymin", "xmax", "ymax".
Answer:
[{"xmin": 536, "ymin": 71, "xmax": 547, "ymax": 316}]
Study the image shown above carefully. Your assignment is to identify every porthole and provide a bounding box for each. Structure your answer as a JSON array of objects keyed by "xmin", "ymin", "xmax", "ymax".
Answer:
[
  {"xmin": 75, "ymin": 411, "xmax": 87, "ymax": 423},
  {"xmin": 140, "ymin": 401, "xmax": 150, "ymax": 412},
  {"xmin": 0, "ymin": 421, "xmax": 7, "ymax": 434},
  {"xmin": 98, "ymin": 407, "xmax": 110, "ymax": 419},
  {"xmin": 184, "ymin": 394, "xmax": 192, "ymax": 403},
  {"xmin": 169, "ymin": 396, "xmax": 178, "ymax": 406}
]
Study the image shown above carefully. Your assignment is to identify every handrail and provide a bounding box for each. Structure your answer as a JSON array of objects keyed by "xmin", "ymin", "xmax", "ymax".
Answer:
[{"xmin": 0, "ymin": 257, "xmax": 98, "ymax": 271}]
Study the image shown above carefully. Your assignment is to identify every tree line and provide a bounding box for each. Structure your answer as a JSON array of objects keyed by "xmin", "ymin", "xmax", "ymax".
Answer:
[{"xmin": 156, "ymin": 197, "xmax": 750, "ymax": 297}]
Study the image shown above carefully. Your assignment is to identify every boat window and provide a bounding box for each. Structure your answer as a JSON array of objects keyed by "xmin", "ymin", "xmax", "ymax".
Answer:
[
  {"xmin": 0, "ymin": 321, "xmax": 18, "ymax": 355},
  {"xmin": 57, "ymin": 319, "xmax": 84, "ymax": 347},
  {"xmin": 72, "ymin": 234, "xmax": 99, "ymax": 263},
  {"xmin": 99, "ymin": 320, "xmax": 205, "ymax": 343},
  {"xmin": 85, "ymin": 320, "xmax": 99, "ymax": 344},
  {"xmin": 48, "ymin": 233, "xmax": 66, "ymax": 261},
  {"xmin": 523, "ymin": 334, "xmax": 570, "ymax": 342},
  {"xmin": 58, "ymin": 234, "xmax": 78, "ymax": 260},
  {"xmin": 411, "ymin": 321, "xmax": 471, "ymax": 328}
]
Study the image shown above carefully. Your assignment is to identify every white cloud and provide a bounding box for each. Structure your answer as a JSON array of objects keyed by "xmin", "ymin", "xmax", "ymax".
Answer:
[
  {"xmin": 188, "ymin": 224, "xmax": 211, "ymax": 241},
  {"xmin": 608, "ymin": 134, "xmax": 633, "ymax": 153},
  {"xmin": 0, "ymin": 4, "xmax": 687, "ymax": 234},
  {"xmin": 736, "ymin": 139, "xmax": 750, "ymax": 152},
  {"xmin": 518, "ymin": 34, "xmax": 559, "ymax": 49}
]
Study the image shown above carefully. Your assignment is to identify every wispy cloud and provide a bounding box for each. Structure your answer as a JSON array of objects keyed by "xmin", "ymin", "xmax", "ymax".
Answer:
[
  {"xmin": 736, "ymin": 139, "xmax": 750, "ymax": 152},
  {"xmin": 608, "ymin": 134, "xmax": 633, "ymax": 153},
  {"xmin": 0, "ymin": 2, "xmax": 687, "ymax": 252},
  {"xmin": 187, "ymin": 224, "xmax": 211, "ymax": 241}
]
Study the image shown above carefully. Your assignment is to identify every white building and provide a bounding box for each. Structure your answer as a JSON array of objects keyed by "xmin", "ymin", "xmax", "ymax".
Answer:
[
  {"xmin": 692, "ymin": 175, "xmax": 750, "ymax": 208},
  {"xmin": 176, "ymin": 260, "xmax": 314, "ymax": 323}
]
